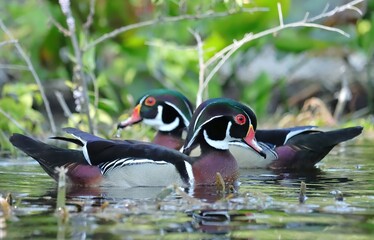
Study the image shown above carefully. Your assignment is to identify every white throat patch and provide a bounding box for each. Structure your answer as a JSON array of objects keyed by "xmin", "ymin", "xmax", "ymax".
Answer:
[
  {"xmin": 203, "ymin": 121, "xmax": 234, "ymax": 150},
  {"xmin": 143, "ymin": 105, "xmax": 180, "ymax": 132}
]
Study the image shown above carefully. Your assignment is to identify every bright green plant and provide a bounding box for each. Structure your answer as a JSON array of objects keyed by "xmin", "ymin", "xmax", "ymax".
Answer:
[{"xmin": 0, "ymin": 83, "xmax": 44, "ymax": 155}]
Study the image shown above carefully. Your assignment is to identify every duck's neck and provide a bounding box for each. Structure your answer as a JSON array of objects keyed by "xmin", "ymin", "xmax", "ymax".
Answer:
[
  {"xmin": 153, "ymin": 129, "xmax": 184, "ymax": 150},
  {"xmin": 192, "ymin": 144, "xmax": 239, "ymax": 185}
]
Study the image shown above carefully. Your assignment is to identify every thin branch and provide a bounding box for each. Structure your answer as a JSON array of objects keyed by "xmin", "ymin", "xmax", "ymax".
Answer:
[
  {"xmin": 346, "ymin": 5, "xmax": 363, "ymax": 16},
  {"xmin": 90, "ymin": 72, "xmax": 99, "ymax": 134},
  {"xmin": 84, "ymin": 7, "xmax": 268, "ymax": 51},
  {"xmin": 0, "ymin": 39, "xmax": 18, "ymax": 47},
  {"xmin": 83, "ymin": 0, "xmax": 96, "ymax": 31},
  {"xmin": 307, "ymin": 0, "xmax": 364, "ymax": 22},
  {"xmin": 206, "ymin": 0, "xmax": 363, "ymax": 70},
  {"xmin": 277, "ymin": 2, "xmax": 284, "ymax": 27},
  {"xmin": 202, "ymin": 22, "xmax": 349, "ymax": 94},
  {"xmin": 0, "ymin": 19, "xmax": 57, "ymax": 134},
  {"xmin": 198, "ymin": 0, "xmax": 364, "ymax": 101},
  {"xmin": 59, "ymin": 0, "xmax": 94, "ymax": 133},
  {"xmin": 203, "ymin": 34, "xmax": 251, "ymax": 92},
  {"xmin": 0, "ymin": 64, "xmax": 29, "ymax": 71},
  {"xmin": 54, "ymin": 91, "xmax": 73, "ymax": 118},
  {"xmin": 48, "ymin": 16, "xmax": 70, "ymax": 36},
  {"xmin": 190, "ymin": 29, "xmax": 205, "ymax": 106},
  {"xmin": 205, "ymin": 42, "xmax": 238, "ymax": 68},
  {"xmin": 0, "ymin": 107, "xmax": 31, "ymax": 135},
  {"xmin": 303, "ymin": 12, "xmax": 310, "ymax": 22},
  {"xmin": 145, "ymin": 40, "xmax": 196, "ymax": 51}
]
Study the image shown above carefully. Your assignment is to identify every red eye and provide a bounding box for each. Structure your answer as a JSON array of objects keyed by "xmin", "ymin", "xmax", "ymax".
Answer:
[
  {"xmin": 144, "ymin": 96, "xmax": 156, "ymax": 106},
  {"xmin": 235, "ymin": 114, "xmax": 246, "ymax": 125}
]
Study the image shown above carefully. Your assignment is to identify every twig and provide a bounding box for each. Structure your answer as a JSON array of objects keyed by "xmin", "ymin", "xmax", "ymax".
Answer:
[
  {"xmin": 277, "ymin": 2, "xmax": 284, "ymax": 27},
  {"xmin": 83, "ymin": 0, "xmax": 96, "ymax": 31},
  {"xmin": 206, "ymin": 0, "xmax": 363, "ymax": 70},
  {"xmin": 84, "ymin": 7, "xmax": 268, "ymax": 51},
  {"xmin": 0, "ymin": 64, "xmax": 29, "ymax": 71},
  {"xmin": 0, "ymin": 107, "xmax": 31, "ymax": 135},
  {"xmin": 202, "ymin": 34, "xmax": 252, "ymax": 93},
  {"xmin": 90, "ymin": 72, "xmax": 98, "ymax": 134},
  {"xmin": 190, "ymin": 29, "xmax": 205, "ymax": 106},
  {"xmin": 145, "ymin": 40, "xmax": 196, "ymax": 51},
  {"xmin": 0, "ymin": 19, "xmax": 57, "ymax": 134},
  {"xmin": 59, "ymin": 0, "xmax": 94, "ymax": 133},
  {"xmin": 307, "ymin": 0, "xmax": 364, "ymax": 22},
  {"xmin": 48, "ymin": 16, "xmax": 70, "ymax": 36},
  {"xmin": 0, "ymin": 39, "xmax": 18, "ymax": 47},
  {"xmin": 55, "ymin": 166, "xmax": 67, "ymax": 211},
  {"xmin": 197, "ymin": 0, "xmax": 364, "ymax": 101},
  {"xmin": 54, "ymin": 91, "xmax": 73, "ymax": 118},
  {"xmin": 299, "ymin": 181, "xmax": 307, "ymax": 204}
]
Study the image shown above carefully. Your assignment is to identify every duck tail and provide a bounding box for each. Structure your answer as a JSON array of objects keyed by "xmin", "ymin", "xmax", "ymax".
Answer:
[
  {"xmin": 9, "ymin": 133, "xmax": 86, "ymax": 181},
  {"xmin": 290, "ymin": 126, "xmax": 363, "ymax": 149},
  {"xmin": 271, "ymin": 126, "xmax": 363, "ymax": 169}
]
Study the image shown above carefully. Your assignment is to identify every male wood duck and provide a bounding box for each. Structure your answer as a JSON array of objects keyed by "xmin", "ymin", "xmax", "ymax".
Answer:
[
  {"xmin": 117, "ymin": 90, "xmax": 363, "ymax": 169},
  {"xmin": 10, "ymin": 98, "xmax": 264, "ymax": 187},
  {"xmin": 117, "ymin": 89, "xmax": 193, "ymax": 150},
  {"xmin": 229, "ymin": 126, "xmax": 363, "ymax": 169}
]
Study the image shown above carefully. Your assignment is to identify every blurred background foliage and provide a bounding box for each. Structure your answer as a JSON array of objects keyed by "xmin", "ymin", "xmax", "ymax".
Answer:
[{"xmin": 0, "ymin": 0, "xmax": 373, "ymax": 154}]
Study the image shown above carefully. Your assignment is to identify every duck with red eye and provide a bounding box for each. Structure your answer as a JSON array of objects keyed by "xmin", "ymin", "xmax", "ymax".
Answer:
[
  {"xmin": 118, "ymin": 90, "xmax": 363, "ymax": 170},
  {"xmin": 9, "ymin": 98, "xmax": 264, "ymax": 187},
  {"xmin": 118, "ymin": 89, "xmax": 193, "ymax": 150},
  {"xmin": 183, "ymin": 98, "xmax": 266, "ymax": 184}
]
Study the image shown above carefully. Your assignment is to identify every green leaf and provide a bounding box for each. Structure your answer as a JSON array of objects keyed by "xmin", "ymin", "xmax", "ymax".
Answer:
[
  {"xmin": 242, "ymin": 72, "xmax": 273, "ymax": 118},
  {"xmin": 98, "ymin": 98, "xmax": 119, "ymax": 113},
  {"xmin": 82, "ymin": 43, "xmax": 96, "ymax": 72}
]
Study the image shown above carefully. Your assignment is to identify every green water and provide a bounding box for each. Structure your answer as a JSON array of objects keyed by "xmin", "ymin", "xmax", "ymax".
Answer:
[{"xmin": 1, "ymin": 142, "xmax": 373, "ymax": 239}]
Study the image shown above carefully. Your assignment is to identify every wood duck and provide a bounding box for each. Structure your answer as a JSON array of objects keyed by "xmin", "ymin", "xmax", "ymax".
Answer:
[
  {"xmin": 117, "ymin": 89, "xmax": 193, "ymax": 150},
  {"xmin": 117, "ymin": 90, "xmax": 363, "ymax": 169},
  {"xmin": 9, "ymin": 98, "xmax": 264, "ymax": 187},
  {"xmin": 230, "ymin": 126, "xmax": 363, "ymax": 169}
]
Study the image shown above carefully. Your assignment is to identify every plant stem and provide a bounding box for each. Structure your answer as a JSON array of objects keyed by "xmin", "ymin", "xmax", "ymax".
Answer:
[
  {"xmin": 84, "ymin": 7, "xmax": 268, "ymax": 51},
  {"xmin": 59, "ymin": 0, "xmax": 94, "ymax": 133},
  {"xmin": 0, "ymin": 20, "xmax": 57, "ymax": 134}
]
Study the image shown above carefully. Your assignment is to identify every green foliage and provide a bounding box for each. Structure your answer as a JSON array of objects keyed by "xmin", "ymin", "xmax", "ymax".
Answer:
[
  {"xmin": 0, "ymin": 83, "xmax": 44, "ymax": 154},
  {"xmin": 1, "ymin": 0, "xmax": 373, "ymax": 155},
  {"xmin": 241, "ymin": 73, "xmax": 273, "ymax": 119}
]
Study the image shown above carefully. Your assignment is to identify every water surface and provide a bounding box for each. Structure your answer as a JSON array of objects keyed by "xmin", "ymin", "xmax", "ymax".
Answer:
[{"xmin": 1, "ymin": 142, "xmax": 373, "ymax": 239}]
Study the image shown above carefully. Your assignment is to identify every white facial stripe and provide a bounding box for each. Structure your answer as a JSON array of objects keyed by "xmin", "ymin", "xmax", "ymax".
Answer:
[
  {"xmin": 143, "ymin": 105, "xmax": 164, "ymax": 129},
  {"xmin": 138, "ymin": 95, "xmax": 148, "ymax": 105},
  {"xmin": 185, "ymin": 115, "xmax": 223, "ymax": 150},
  {"xmin": 142, "ymin": 105, "xmax": 180, "ymax": 132},
  {"xmin": 159, "ymin": 117, "xmax": 179, "ymax": 131},
  {"xmin": 193, "ymin": 106, "xmax": 205, "ymax": 130},
  {"xmin": 203, "ymin": 121, "xmax": 233, "ymax": 150},
  {"xmin": 165, "ymin": 102, "xmax": 190, "ymax": 127}
]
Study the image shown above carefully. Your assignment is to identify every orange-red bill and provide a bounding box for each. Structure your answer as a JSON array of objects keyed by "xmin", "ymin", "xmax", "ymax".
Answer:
[
  {"xmin": 243, "ymin": 125, "xmax": 266, "ymax": 158},
  {"xmin": 117, "ymin": 104, "xmax": 142, "ymax": 129}
]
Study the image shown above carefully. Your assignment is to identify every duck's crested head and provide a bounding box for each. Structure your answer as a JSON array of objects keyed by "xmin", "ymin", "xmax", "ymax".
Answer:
[
  {"xmin": 183, "ymin": 98, "xmax": 265, "ymax": 157},
  {"xmin": 117, "ymin": 89, "xmax": 193, "ymax": 132}
]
